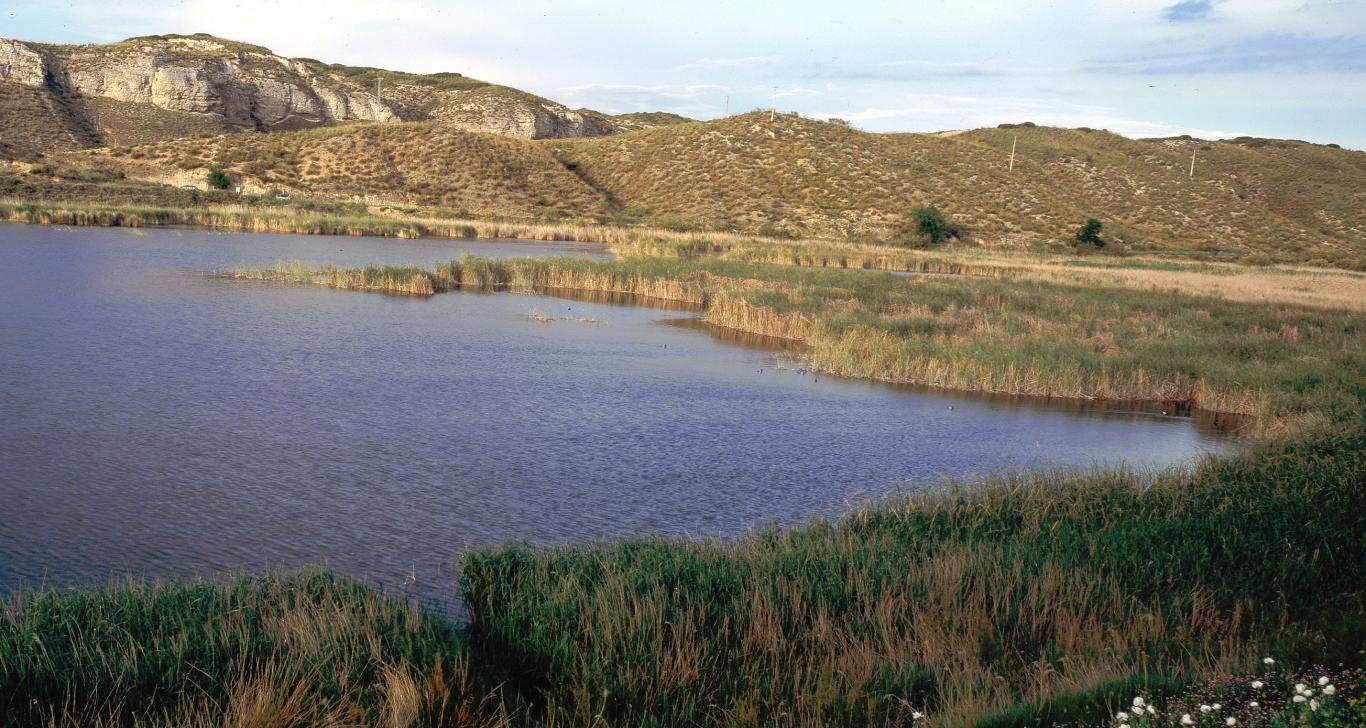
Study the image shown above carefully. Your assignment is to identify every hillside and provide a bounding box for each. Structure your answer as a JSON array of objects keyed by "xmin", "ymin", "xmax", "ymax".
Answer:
[
  {"xmin": 549, "ymin": 114, "xmax": 1366, "ymax": 265},
  {"xmin": 0, "ymin": 33, "xmax": 686, "ymax": 156},
  {"xmin": 59, "ymin": 112, "xmax": 1366, "ymax": 267}
]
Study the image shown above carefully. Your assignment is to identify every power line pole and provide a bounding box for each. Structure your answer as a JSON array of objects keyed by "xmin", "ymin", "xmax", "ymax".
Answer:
[
  {"xmin": 1189, "ymin": 147, "xmax": 1196, "ymax": 177},
  {"xmin": 724, "ymin": 95, "xmax": 729, "ymax": 117},
  {"xmin": 770, "ymin": 86, "xmax": 777, "ymax": 122},
  {"xmin": 1008, "ymin": 135, "xmax": 1017, "ymax": 172}
]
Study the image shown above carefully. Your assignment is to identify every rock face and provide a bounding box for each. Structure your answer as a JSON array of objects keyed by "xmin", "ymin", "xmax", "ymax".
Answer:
[
  {"xmin": 0, "ymin": 34, "xmax": 670, "ymax": 142},
  {"xmin": 35, "ymin": 36, "xmax": 399, "ymax": 130},
  {"xmin": 0, "ymin": 39, "xmax": 48, "ymax": 86},
  {"xmin": 430, "ymin": 92, "xmax": 619, "ymax": 139}
]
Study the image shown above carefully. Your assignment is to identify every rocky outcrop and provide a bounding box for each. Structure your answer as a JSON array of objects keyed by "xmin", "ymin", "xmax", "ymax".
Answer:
[
  {"xmin": 432, "ymin": 93, "xmax": 619, "ymax": 139},
  {"xmin": 0, "ymin": 39, "xmax": 48, "ymax": 86},
  {"xmin": 46, "ymin": 37, "xmax": 399, "ymax": 130},
  {"xmin": 0, "ymin": 33, "xmax": 687, "ymax": 145}
]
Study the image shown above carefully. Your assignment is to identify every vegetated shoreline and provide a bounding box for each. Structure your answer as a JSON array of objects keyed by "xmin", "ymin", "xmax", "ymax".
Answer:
[
  {"xmin": 9, "ymin": 199, "xmax": 1366, "ymax": 315},
  {"xmin": 0, "ymin": 198, "xmax": 992, "ymax": 274},
  {"xmin": 227, "ymin": 255, "xmax": 1365, "ymax": 425},
  {"xmin": 3, "ymin": 414, "xmax": 1362, "ymax": 727}
]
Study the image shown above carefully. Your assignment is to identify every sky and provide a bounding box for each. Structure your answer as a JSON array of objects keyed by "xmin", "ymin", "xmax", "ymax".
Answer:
[{"xmin": 3, "ymin": 0, "xmax": 1364, "ymax": 148}]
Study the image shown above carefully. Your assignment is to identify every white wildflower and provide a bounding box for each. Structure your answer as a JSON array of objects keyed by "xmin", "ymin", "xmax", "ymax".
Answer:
[
  {"xmin": 1251, "ymin": 680, "xmax": 1263, "ymax": 689},
  {"xmin": 1295, "ymin": 683, "xmax": 1307, "ymax": 693},
  {"xmin": 1249, "ymin": 701, "xmax": 1259, "ymax": 708},
  {"xmin": 1181, "ymin": 714, "xmax": 1196, "ymax": 726},
  {"xmin": 1147, "ymin": 705, "xmax": 1157, "ymax": 715},
  {"xmin": 1133, "ymin": 697, "xmax": 1146, "ymax": 708},
  {"xmin": 1212, "ymin": 703, "xmax": 1222, "ymax": 710},
  {"xmin": 1120, "ymin": 724, "xmax": 1130, "ymax": 728},
  {"xmin": 1116, "ymin": 711, "xmax": 1129, "ymax": 720},
  {"xmin": 911, "ymin": 711, "xmax": 924, "ymax": 720},
  {"xmin": 1310, "ymin": 698, "xmax": 1320, "ymax": 712},
  {"xmin": 1293, "ymin": 695, "xmax": 1307, "ymax": 703},
  {"xmin": 1324, "ymin": 684, "xmax": 1336, "ymax": 695},
  {"xmin": 1263, "ymin": 657, "xmax": 1275, "ymax": 665},
  {"xmin": 1200, "ymin": 704, "xmax": 1212, "ymax": 713},
  {"xmin": 1226, "ymin": 718, "xmax": 1238, "ymax": 726},
  {"xmin": 1319, "ymin": 676, "xmax": 1330, "ymax": 686}
]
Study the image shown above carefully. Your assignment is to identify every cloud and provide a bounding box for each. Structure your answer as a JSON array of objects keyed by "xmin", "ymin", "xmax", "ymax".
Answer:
[
  {"xmin": 670, "ymin": 55, "xmax": 781, "ymax": 72},
  {"xmin": 814, "ymin": 93, "xmax": 1248, "ymax": 139},
  {"xmin": 1088, "ymin": 33, "xmax": 1366, "ymax": 75},
  {"xmin": 1162, "ymin": 0, "xmax": 1225, "ymax": 23},
  {"xmin": 558, "ymin": 82, "xmax": 729, "ymax": 116}
]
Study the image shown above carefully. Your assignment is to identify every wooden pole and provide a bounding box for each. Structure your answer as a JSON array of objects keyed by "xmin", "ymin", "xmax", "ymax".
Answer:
[
  {"xmin": 1189, "ymin": 147, "xmax": 1196, "ymax": 177},
  {"xmin": 1008, "ymin": 135, "xmax": 1017, "ymax": 172}
]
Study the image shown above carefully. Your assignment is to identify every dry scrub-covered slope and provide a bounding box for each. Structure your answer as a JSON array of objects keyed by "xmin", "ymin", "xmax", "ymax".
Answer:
[
  {"xmin": 62, "ymin": 111, "xmax": 1366, "ymax": 266},
  {"xmin": 80, "ymin": 123, "xmax": 608, "ymax": 219},
  {"xmin": 552, "ymin": 114, "xmax": 1366, "ymax": 265}
]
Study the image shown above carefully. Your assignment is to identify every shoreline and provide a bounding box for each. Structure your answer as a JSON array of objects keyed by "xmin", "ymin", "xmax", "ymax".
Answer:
[{"xmin": 226, "ymin": 259, "xmax": 1289, "ymax": 423}]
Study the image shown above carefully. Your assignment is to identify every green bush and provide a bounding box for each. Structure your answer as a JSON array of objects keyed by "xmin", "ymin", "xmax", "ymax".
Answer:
[
  {"xmin": 899, "ymin": 205, "xmax": 962, "ymax": 247},
  {"xmin": 1075, "ymin": 218, "xmax": 1104, "ymax": 248},
  {"xmin": 205, "ymin": 166, "xmax": 231, "ymax": 190}
]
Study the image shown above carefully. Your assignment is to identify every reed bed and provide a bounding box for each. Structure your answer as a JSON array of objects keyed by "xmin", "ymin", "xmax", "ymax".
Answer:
[
  {"xmin": 10, "ymin": 199, "xmax": 1364, "ymax": 314},
  {"xmin": 10, "ymin": 416, "xmax": 1360, "ymax": 726},
  {"xmin": 0, "ymin": 570, "xmax": 503, "ymax": 727},
  {"xmin": 232, "ymin": 255, "xmax": 1365, "ymax": 422},
  {"xmin": 459, "ymin": 414, "xmax": 1366, "ymax": 727}
]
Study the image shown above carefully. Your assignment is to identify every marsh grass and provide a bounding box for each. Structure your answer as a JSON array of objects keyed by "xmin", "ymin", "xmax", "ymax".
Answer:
[
  {"xmin": 5, "ymin": 417, "xmax": 1362, "ymax": 728},
  {"xmin": 0, "ymin": 569, "xmax": 503, "ymax": 727},
  {"xmin": 459, "ymin": 417, "xmax": 1366, "ymax": 727},
  {"xmin": 232, "ymin": 255, "xmax": 1366, "ymax": 421}
]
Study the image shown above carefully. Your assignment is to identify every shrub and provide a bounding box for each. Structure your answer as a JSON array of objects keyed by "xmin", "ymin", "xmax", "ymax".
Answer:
[
  {"xmin": 899, "ymin": 205, "xmax": 962, "ymax": 247},
  {"xmin": 1075, "ymin": 218, "xmax": 1104, "ymax": 248},
  {"xmin": 205, "ymin": 166, "xmax": 231, "ymax": 190}
]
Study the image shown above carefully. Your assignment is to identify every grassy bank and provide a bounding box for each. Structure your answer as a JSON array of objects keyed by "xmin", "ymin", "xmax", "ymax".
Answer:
[
  {"xmin": 5, "ymin": 415, "xmax": 1364, "ymax": 727},
  {"xmin": 9, "ymin": 196, "xmax": 1366, "ymax": 312},
  {"xmin": 0, "ymin": 197, "xmax": 797, "ymax": 251},
  {"xmin": 234, "ymin": 255, "xmax": 1366, "ymax": 421},
  {"xmin": 460, "ymin": 415, "xmax": 1366, "ymax": 726}
]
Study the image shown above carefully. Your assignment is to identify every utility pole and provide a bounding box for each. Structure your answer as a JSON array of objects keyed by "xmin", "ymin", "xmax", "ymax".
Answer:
[
  {"xmin": 724, "ymin": 95, "xmax": 730, "ymax": 117},
  {"xmin": 770, "ymin": 86, "xmax": 777, "ymax": 122},
  {"xmin": 1008, "ymin": 135, "xmax": 1017, "ymax": 172},
  {"xmin": 1189, "ymin": 147, "xmax": 1196, "ymax": 177}
]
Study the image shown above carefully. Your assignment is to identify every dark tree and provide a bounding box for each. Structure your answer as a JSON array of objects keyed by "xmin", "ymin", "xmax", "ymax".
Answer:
[
  {"xmin": 900, "ymin": 206, "xmax": 962, "ymax": 247},
  {"xmin": 1075, "ymin": 218, "xmax": 1104, "ymax": 248}
]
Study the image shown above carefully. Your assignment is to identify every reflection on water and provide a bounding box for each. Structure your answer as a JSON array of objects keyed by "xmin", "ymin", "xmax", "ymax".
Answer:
[{"xmin": 0, "ymin": 224, "xmax": 1233, "ymax": 605}]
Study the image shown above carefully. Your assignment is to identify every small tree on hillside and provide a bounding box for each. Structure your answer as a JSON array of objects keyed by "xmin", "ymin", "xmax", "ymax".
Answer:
[
  {"xmin": 899, "ymin": 206, "xmax": 962, "ymax": 247},
  {"xmin": 1075, "ymin": 218, "xmax": 1104, "ymax": 248},
  {"xmin": 206, "ymin": 166, "xmax": 231, "ymax": 190}
]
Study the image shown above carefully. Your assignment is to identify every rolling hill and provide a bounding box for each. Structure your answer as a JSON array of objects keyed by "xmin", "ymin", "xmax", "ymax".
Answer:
[{"xmin": 51, "ymin": 112, "xmax": 1366, "ymax": 267}]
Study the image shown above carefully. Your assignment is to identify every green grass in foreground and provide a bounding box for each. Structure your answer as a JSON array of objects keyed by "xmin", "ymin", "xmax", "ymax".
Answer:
[{"xmin": 4, "ymin": 415, "xmax": 1364, "ymax": 727}]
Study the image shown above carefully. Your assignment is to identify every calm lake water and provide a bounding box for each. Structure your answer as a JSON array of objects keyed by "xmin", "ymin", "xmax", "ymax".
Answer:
[{"xmin": 0, "ymin": 225, "xmax": 1230, "ymax": 603}]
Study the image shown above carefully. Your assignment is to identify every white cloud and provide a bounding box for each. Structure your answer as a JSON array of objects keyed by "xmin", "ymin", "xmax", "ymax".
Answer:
[
  {"xmin": 670, "ymin": 56, "xmax": 782, "ymax": 72},
  {"xmin": 816, "ymin": 94, "xmax": 1248, "ymax": 139}
]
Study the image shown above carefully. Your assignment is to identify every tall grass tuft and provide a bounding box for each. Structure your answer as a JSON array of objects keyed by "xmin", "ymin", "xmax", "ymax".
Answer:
[
  {"xmin": 0, "ymin": 569, "xmax": 501, "ymax": 727},
  {"xmin": 459, "ymin": 416, "xmax": 1366, "ymax": 726}
]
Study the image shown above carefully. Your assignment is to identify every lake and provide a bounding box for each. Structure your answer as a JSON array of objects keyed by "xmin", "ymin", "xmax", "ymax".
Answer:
[{"xmin": 0, "ymin": 224, "xmax": 1230, "ymax": 604}]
